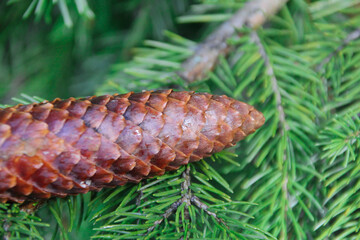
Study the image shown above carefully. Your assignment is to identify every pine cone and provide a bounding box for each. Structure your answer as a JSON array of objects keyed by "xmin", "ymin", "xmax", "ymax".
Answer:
[{"xmin": 0, "ymin": 90, "xmax": 264, "ymax": 203}]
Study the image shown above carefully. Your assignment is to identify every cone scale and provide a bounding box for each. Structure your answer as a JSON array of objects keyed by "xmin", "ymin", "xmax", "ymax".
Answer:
[{"xmin": 0, "ymin": 90, "xmax": 264, "ymax": 203}]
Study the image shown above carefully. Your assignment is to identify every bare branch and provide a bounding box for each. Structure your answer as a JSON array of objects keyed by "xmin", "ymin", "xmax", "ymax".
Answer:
[{"xmin": 178, "ymin": 0, "xmax": 288, "ymax": 83}]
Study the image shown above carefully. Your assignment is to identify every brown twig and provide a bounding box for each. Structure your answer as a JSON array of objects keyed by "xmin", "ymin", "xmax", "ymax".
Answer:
[{"xmin": 178, "ymin": 0, "xmax": 288, "ymax": 83}]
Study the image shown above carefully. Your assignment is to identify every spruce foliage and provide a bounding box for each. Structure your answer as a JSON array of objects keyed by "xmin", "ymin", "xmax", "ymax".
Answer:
[{"xmin": 1, "ymin": 0, "xmax": 360, "ymax": 239}]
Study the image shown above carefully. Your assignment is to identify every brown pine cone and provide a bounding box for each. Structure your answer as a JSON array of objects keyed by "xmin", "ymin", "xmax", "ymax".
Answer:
[{"xmin": 0, "ymin": 90, "xmax": 264, "ymax": 203}]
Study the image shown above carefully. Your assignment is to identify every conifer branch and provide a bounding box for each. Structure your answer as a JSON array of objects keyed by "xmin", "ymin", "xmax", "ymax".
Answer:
[
  {"xmin": 136, "ymin": 190, "xmax": 144, "ymax": 207},
  {"xmin": 146, "ymin": 166, "xmax": 228, "ymax": 235},
  {"xmin": 2, "ymin": 220, "xmax": 11, "ymax": 240},
  {"xmin": 190, "ymin": 196, "xmax": 226, "ymax": 226},
  {"xmin": 4, "ymin": 0, "xmax": 360, "ymax": 238},
  {"xmin": 316, "ymin": 28, "xmax": 360, "ymax": 72},
  {"xmin": 146, "ymin": 199, "xmax": 182, "ymax": 234},
  {"xmin": 178, "ymin": 0, "xmax": 288, "ymax": 83},
  {"xmin": 146, "ymin": 167, "xmax": 191, "ymax": 234},
  {"xmin": 251, "ymin": 30, "xmax": 293, "ymax": 237},
  {"xmin": 251, "ymin": 31, "xmax": 288, "ymax": 132}
]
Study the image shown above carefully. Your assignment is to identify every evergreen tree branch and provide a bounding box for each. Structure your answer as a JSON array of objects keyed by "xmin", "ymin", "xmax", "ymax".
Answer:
[
  {"xmin": 250, "ymin": 30, "xmax": 294, "ymax": 239},
  {"xmin": 250, "ymin": 31, "xmax": 288, "ymax": 132},
  {"xmin": 15, "ymin": 0, "xmax": 94, "ymax": 28},
  {"xmin": 146, "ymin": 166, "xmax": 191, "ymax": 234},
  {"xmin": 190, "ymin": 196, "xmax": 226, "ymax": 226},
  {"xmin": 178, "ymin": 0, "xmax": 288, "ymax": 83},
  {"xmin": 316, "ymin": 28, "xmax": 360, "ymax": 72},
  {"xmin": 146, "ymin": 198, "xmax": 182, "ymax": 234},
  {"xmin": 146, "ymin": 165, "xmax": 229, "ymax": 236},
  {"xmin": 3, "ymin": 220, "xmax": 11, "ymax": 240},
  {"xmin": 5, "ymin": 1, "xmax": 360, "ymax": 238},
  {"xmin": 136, "ymin": 190, "xmax": 143, "ymax": 207}
]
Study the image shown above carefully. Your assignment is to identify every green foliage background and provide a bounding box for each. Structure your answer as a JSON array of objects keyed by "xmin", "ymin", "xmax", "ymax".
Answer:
[{"xmin": 1, "ymin": 0, "xmax": 360, "ymax": 239}]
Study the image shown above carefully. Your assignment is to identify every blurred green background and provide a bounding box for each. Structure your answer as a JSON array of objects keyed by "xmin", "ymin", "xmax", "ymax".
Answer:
[{"xmin": 0, "ymin": 0, "xmax": 203, "ymax": 103}]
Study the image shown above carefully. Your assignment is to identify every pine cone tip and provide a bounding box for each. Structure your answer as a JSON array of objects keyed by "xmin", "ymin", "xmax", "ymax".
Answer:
[{"xmin": 251, "ymin": 107, "xmax": 265, "ymax": 131}]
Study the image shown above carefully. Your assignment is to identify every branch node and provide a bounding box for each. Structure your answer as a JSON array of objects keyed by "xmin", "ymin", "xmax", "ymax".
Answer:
[{"xmin": 145, "ymin": 165, "xmax": 228, "ymax": 236}]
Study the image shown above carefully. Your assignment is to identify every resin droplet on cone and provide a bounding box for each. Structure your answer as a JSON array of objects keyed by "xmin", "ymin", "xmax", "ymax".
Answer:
[{"xmin": 0, "ymin": 90, "xmax": 265, "ymax": 203}]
